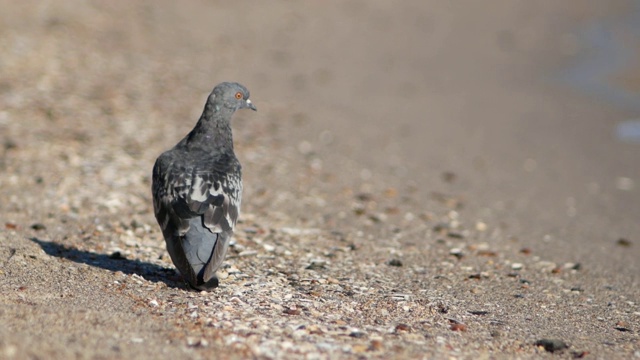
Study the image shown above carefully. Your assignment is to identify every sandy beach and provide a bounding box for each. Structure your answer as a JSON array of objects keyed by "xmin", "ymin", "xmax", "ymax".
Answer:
[{"xmin": 1, "ymin": 1, "xmax": 638, "ymax": 358}]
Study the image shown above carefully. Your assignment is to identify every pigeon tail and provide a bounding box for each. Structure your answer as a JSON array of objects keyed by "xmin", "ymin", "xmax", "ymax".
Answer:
[{"xmin": 179, "ymin": 218, "xmax": 230, "ymax": 289}]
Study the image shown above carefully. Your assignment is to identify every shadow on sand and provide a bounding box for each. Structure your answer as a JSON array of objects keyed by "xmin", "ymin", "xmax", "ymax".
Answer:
[{"xmin": 29, "ymin": 237, "xmax": 185, "ymax": 290}]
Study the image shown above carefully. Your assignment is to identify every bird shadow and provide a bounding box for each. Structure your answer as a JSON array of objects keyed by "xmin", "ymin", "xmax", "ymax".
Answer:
[{"xmin": 28, "ymin": 237, "xmax": 185, "ymax": 290}]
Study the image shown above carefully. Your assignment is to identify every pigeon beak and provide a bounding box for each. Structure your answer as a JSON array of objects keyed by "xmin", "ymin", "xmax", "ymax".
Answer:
[{"xmin": 246, "ymin": 99, "xmax": 257, "ymax": 111}]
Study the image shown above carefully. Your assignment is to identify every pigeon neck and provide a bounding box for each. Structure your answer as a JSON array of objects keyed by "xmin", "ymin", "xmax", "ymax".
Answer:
[{"xmin": 185, "ymin": 103, "xmax": 235, "ymax": 152}]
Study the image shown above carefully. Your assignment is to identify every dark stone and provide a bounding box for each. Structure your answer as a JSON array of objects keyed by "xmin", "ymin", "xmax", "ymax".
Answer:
[
  {"xmin": 387, "ymin": 259, "xmax": 403, "ymax": 267},
  {"xmin": 30, "ymin": 223, "xmax": 46, "ymax": 231},
  {"xmin": 109, "ymin": 251, "xmax": 126, "ymax": 260},
  {"xmin": 535, "ymin": 339, "xmax": 568, "ymax": 353},
  {"xmin": 468, "ymin": 310, "xmax": 489, "ymax": 316}
]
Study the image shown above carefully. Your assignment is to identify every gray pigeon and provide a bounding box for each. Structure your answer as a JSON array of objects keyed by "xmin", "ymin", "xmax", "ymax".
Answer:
[{"xmin": 152, "ymin": 82, "xmax": 256, "ymax": 290}]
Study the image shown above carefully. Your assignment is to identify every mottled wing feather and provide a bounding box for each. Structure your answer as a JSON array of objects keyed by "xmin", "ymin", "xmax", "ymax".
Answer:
[
  {"xmin": 153, "ymin": 157, "xmax": 189, "ymax": 234},
  {"xmin": 153, "ymin": 151, "xmax": 242, "ymax": 236}
]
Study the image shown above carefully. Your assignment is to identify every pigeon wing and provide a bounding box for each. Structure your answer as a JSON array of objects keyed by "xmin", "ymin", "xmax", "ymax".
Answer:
[{"xmin": 152, "ymin": 151, "xmax": 242, "ymax": 236}]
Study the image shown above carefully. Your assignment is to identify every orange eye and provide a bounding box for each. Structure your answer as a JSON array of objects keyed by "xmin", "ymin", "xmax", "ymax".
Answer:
[{"xmin": 235, "ymin": 92, "xmax": 243, "ymax": 99}]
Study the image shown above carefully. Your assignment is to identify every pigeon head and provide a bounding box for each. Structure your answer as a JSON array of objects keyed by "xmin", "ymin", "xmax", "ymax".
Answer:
[{"xmin": 210, "ymin": 82, "xmax": 257, "ymax": 112}]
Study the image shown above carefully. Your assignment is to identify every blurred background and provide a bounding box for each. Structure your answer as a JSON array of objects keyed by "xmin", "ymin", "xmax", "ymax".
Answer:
[{"xmin": 0, "ymin": 0, "xmax": 638, "ymax": 290}]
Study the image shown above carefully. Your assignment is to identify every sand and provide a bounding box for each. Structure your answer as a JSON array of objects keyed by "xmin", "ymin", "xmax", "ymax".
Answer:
[{"xmin": 0, "ymin": 1, "xmax": 638, "ymax": 359}]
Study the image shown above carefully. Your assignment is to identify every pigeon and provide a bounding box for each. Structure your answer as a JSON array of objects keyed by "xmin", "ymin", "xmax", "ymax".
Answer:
[{"xmin": 152, "ymin": 82, "xmax": 256, "ymax": 290}]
